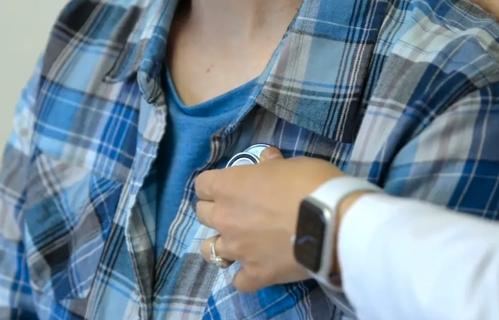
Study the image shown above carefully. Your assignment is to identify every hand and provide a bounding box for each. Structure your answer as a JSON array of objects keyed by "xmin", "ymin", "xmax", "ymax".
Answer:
[
  {"xmin": 195, "ymin": 147, "xmax": 346, "ymax": 292},
  {"xmin": 473, "ymin": 0, "xmax": 499, "ymax": 19}
]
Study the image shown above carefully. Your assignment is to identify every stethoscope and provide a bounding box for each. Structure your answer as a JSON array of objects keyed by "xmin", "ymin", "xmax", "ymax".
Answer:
[{"xmin": 226, "ymin": 144, "xmax": 271, "ymax": 167}]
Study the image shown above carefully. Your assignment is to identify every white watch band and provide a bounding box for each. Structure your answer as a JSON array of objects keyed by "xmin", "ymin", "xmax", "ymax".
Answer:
[{"xmin": 309, "ymin": 176, "xmax": 381, "ymax": 291}]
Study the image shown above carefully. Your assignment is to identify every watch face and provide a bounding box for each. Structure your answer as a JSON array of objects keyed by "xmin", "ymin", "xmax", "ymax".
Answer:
[{"xmin": 294, "ymin": 199, "xmax": 326, "ymax": 273}]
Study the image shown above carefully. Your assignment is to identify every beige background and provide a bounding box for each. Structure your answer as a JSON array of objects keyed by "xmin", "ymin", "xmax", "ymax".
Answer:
[{"xmin": 0, "ymin": 1, "xmax": 66, "ymax": 157}]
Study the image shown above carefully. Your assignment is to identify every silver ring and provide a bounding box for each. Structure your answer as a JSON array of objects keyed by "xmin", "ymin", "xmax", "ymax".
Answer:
[{"xmin": 210, "ymin": 235, "xmax": 231, "ymax": 269}]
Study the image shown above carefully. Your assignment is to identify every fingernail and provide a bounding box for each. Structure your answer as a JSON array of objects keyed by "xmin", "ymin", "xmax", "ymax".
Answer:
[{"xmin": 261, "ymin": 147, "xmax": 283, "ymax": 161}]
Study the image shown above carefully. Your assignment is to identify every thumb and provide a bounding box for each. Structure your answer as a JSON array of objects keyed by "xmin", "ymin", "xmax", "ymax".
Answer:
[{"xmin": 260, "ymin": 146, "xmax": 284, "ymax": 162}]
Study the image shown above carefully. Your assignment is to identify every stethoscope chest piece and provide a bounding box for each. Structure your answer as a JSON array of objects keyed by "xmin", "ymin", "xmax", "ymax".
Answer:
[{"xmin": 226, "ymin": 144, "xmax": 271, "ymax": 168}]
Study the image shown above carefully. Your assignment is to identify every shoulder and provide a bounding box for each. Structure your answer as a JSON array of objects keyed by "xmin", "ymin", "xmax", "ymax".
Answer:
[
  {"xmin": 53, "ymin": 0, "xmax": 146, "ymax": 44},
  {"xmin": 388, "ymin": 0, "xmax": 499, "ymax": 77},
  {"xmin": 373, "ymin": 0, "xmax": 498, "ymax": 112},
  {"xmin": 41, "ymin": 0, "xmax": 150, "ymax": 78}
]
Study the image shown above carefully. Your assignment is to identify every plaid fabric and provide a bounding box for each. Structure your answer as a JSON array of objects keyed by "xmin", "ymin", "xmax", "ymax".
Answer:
[{"xmin": 1, "ymin": 0, "xmax": 498, "ymax": 319}]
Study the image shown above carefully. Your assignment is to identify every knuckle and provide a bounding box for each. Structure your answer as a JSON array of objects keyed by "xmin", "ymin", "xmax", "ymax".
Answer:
[
  {"xmin": 225, "ymin": 240, "xmax": 240, "ymax": 254},
  {"xmin": 224, "ymin": 240, "xmax": 242, "ymax": 259},
  {"xmin": 195, "ymin": 202, "xmax": 210, "ymax": 225},
  {"xmin": 210, "ymin": 175, "xmax": 224, "ymax": 196},
  {"xmin": 212, "ymin": 205, "xmax": 230, "ymax": 231},
  {"xmin": 194, "ymin": 173, "xmax": 206, "ymax": 194},
  {"xmin": 212, "ymin": 214, "xmax": 227, "ymax": 232},
  {"xmin": 195, "ymin": 201, "xmax": 203, "ymax": 215},
  {"xmin": 195, "ymin": 169, "xmax": 222, "ymax": 198}
]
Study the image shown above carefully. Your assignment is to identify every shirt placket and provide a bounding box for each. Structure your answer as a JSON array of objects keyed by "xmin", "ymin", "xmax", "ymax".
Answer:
[
  {"xmin": 116, "ymin": 71, "xmax": 167, "ymax": 319},
  {"xmin": 150, "ymin": 84, "xmax": 264, "ymax": 311}
]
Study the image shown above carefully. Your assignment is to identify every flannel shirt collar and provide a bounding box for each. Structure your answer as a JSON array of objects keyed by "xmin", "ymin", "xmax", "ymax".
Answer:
[{"xmin": 105, "ymin": 0, "xmax": 391, "ymax": 141}]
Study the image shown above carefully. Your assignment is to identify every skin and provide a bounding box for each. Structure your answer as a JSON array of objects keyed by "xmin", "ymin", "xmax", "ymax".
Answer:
[
  {"xmin": 168, "ymin": 0, "xmax": 302, "ymax": 105},
  {"xmin": 195, "ymin": 148, "xmax": 364, "ymax": 291},
  {"xmin": 474, "ymin": 0, "xmax": 499, "ymax": 19},
  {"xmin": 196, "ymin": 149, "xmax": 318, "ymax": 290},
  {"xmin": 190, "ymin": 0, "xmax": 498, "ymax": 293},
  {"xmin": 167, "ymin": 0, "xmax": 309, "ymax": 290}
]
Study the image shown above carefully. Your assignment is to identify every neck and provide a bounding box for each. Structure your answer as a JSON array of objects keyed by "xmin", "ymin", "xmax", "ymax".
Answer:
[
  {"xmin": 184, "ymin": 0, "xmax": 302, "ymax": 39},
  {"xmin": 168, "ymin": 0, "xmax": 303, "ymax": 105}
]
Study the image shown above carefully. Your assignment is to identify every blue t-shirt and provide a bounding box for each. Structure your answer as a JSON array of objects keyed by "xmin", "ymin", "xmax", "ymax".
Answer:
[{"xmin": 155, "ymin": 72, "xmax": 257, "ymax": 257}]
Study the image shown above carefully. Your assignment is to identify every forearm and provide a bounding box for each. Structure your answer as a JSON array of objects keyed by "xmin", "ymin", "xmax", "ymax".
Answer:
[{"xmin": 337, "ymin": 193, "xmax": 499, "ymax": 320}]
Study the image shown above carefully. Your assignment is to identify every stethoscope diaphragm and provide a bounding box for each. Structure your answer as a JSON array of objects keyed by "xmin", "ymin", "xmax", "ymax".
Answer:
[{"xmin": 226, "ymin": 144, "xmax": 271, "ymax": 167}]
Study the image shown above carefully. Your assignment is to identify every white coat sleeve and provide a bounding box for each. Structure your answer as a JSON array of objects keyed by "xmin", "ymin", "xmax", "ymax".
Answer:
[{"xmin": 339, "ymin": 193, "xmax": 499, "ymax": 320}]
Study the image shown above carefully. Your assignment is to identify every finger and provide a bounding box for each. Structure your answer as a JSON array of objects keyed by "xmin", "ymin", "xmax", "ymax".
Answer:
[
  {"xmin": 200, "ymin": 236, "xmax": 237, "ymax": 266},
  {"xmin": 195, "ymin": 169, "xmax": 221, "ymax": 201},
  {"xmin": 260, "ymin": 146, "xmax": 283, "ymax": 162},
  {"xmin": 196, "ymin": 200, "xmax": 216, "ymax": 228},
  {"xmin": 233, "ymin": 267, "xmax": 267, "ymax": 292}
]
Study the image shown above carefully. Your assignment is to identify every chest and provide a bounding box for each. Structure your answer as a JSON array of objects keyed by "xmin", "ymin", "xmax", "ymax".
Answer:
[{"xmin": 23, "ymin": 72, "xmax": 364, "ymax": 316}]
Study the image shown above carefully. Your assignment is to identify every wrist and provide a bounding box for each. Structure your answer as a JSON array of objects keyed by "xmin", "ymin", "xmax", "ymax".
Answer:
[
  {"xmin": 294, "ymin": 176, "xmax": 381, "ymax": 291},
  {"xmin": 338, "ymin": 191, "xmax": 369, "ymax": 223}
]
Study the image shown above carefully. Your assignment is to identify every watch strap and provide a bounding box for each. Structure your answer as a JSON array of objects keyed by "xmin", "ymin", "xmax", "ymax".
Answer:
[{"xmin": 310, "ymin": 176, "xmax": 381, "ymax": 291}]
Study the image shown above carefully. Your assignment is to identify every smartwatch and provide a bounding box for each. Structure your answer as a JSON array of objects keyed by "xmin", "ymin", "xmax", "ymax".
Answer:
[{"xmin": 293, "ymin": 177, "xmax": 381, "ymax": 290}]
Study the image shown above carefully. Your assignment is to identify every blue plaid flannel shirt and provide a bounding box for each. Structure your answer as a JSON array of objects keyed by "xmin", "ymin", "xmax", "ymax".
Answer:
[{"xmin": 0, "ymin": 0, "xmax": 498, "ymax": 319}]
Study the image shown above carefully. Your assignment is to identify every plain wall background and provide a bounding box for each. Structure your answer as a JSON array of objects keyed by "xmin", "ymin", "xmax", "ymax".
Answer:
[{"xmin": 0, "ymin": 1, "xmax": 66, "ymax": 158}]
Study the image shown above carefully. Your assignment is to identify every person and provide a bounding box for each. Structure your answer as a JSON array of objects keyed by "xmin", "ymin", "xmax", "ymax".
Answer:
[
  {"xmin": 196, "ymin": 146, "xmax": 499, "ymax": 320},
  {"xmin": 194, "ymin": 3, "xmax": 499, "ymax": 319},
  {"xmin": 0, "ymin": 1, "xmax": 497, "ymax": 320}
]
